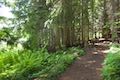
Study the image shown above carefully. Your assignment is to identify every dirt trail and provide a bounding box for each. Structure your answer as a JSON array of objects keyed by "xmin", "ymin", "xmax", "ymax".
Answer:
[{"xmin": 58, "ymin": 42, "xmax": 109, "ymax": 80}]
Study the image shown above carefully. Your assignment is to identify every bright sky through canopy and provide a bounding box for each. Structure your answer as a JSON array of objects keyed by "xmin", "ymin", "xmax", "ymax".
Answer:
[
  {"xmin": 0, "ymin": 3, "xmax": 14, "ymax": 18},
  {"xmin": 0, "ymin": 3, "xmax": 15, "ymax": 29}
]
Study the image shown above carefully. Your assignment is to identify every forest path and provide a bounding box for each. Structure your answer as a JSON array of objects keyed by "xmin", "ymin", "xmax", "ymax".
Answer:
[{"xmin": 58, "ymin": 42, "xmax": 109, "ymax": 80}]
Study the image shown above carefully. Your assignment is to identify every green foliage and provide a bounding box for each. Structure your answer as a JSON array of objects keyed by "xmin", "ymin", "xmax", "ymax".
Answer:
[
  {"xmin": 110, "ymin": 44, "xmax": 120, "ymax": 48},
  {"xmin": 102, "ymin": 45, "xmax": 120, "ymax": 80},
  {"xmin": 0, "ymin": 16, "xmax": 6, "ymax": 20},
  {"xmin": 0, "ymin": 47, "xmax": 84, "ymax": 80},
  {"xmin": 0, "ymin": 28, "xmax": 20, "ymax": 45},
  {"xmin": 66, "ymin": 47, "xmax": 85, "ymax": 56}
]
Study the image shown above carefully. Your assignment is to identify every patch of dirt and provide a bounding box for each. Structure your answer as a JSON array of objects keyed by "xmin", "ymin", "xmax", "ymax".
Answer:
[{"xmin": 58, "ymin": 42, "xmax": 109, "ymax": 80}]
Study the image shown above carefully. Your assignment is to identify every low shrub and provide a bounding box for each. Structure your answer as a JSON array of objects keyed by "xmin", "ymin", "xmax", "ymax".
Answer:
[
  {"xmin": 67, "ymin": 47, "xmax": 85, "ymax": 56},
  {"xmin": 102, "ymin": 45, "xmax": 120, "ymax": 80},
  {"xmin": 0, "ymin": 47, "xmax": 84, "ymax": 80}
]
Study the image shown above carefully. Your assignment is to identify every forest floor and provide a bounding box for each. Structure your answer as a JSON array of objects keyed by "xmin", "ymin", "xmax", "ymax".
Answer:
[{"xmin": 58, "ymin": 41, "xmax": 110, "ymax": 80}]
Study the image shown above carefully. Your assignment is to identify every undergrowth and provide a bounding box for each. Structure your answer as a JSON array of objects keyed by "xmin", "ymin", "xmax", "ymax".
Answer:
[
  {"xmin": 0, "ymin": 47, "xmax": 84, "ymax": 80},
  {"xmin": 102, "ymin": 44, "xmax": 120, "ymax": 80}
]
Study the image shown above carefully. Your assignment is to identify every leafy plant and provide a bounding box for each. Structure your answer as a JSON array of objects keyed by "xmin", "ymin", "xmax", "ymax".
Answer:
[
  {"xmin": 102, "ymin": 45, "xmax": 120, "ymax": 80},
  {"xmin": 0, "ymin": 47, "xmax": 84, "ymax": 80}
]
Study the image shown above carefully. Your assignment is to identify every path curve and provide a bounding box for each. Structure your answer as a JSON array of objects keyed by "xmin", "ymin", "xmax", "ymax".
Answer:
[{"xmin": 58, "ymin": 43, "xmax": 109, "ymax": 80}]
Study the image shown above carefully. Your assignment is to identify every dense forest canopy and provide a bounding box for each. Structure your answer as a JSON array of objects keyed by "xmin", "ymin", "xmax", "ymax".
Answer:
[{"xmin": 0, "ymin": 0, "xmax": 120, "ymax": 50}]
